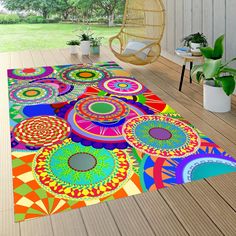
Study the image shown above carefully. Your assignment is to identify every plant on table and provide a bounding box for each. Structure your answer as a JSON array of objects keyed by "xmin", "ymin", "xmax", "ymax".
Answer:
[
  {"xmin": 67, "ymin": 40, "xmax": 80, "ymax": 55},
  {"xmin": 90, "ymin": 36, "xmax": 104, "ymax": 55},
  {"xmin": 191, "ymin": 35, "xmax": 236, "ymax": 112},
  {"xmin": 182, "ymin": 32, "xmax": 208, "ymax": 56},
  {"xmin": 77, "ymin": 28, "xmax": 94, "ymax": 55}
]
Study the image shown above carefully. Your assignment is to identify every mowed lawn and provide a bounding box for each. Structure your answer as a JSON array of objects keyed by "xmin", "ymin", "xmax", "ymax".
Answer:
[{"xmin": 0, "ymin": 23, "xmax": 120, "ymax": 52}]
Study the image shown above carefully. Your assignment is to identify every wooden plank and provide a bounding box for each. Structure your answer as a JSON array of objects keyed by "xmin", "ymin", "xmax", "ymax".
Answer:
[
  {"xmin": 226, "ymin": 0, "xmax": 236, "ymax": 67},
  {"xmin": 206, "ymin": 172, "xmax": 236, "ymax": 211},
  {"xmin": 183, "ymin": 0, "xmax": 192, "ymax": 36},
  {"xmin": 175, "ymin": 0, "xmax": 184, "ymax": 47},
  {"xmin": 134, "ymin": 191, "xmax": 188, "ymax": 236},
  {"xmin": 108, "ymin": 197, "xmax": 155, "ymax": 236},
  {"xmin": 203, "ymin": 0, "xmax": 214, "ymax": 45},
  {"xmin": 51, "ymin": 210, "xmax": 87, "ymax": 236},
  {"xmin": 166, "ymin": 0, "xmax": 176, "ymax": 53},
  {"xmin": 20, "ymin": 216, "xmax": 54, "ymax": 236},
  {"xmin": 81, "ymin": 203, "xmax": 120, "ymax": 236},
  {"xmin": 184, "ymin": 180, "xmax": 236, "ymax": 235},
  {"xmin": 159, "ymin": 185, "xmax": 222, "ymax": 236},
  {"xmin": 0, "ymin": 210, "xmax": 20, "ymax": 236},
  {"xmin": 213, "ymin": 0, "xmax": 226, "ymax": 61},
  {"xmin": 192, "ymin": 0, "xmax": 203, "ymax": 33}
]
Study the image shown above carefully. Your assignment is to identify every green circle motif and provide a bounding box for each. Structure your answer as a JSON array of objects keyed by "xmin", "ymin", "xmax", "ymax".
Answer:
[
  {"xmin": 47, "ymin": 142, "xmax": 118, "ymax": 186},
  {"xmin": 89, "ymin": 102, "xmax": 116, "ymax": 114}
]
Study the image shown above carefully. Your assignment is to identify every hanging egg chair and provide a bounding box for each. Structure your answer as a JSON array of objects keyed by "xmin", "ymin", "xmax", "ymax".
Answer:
[{"xmin": 109, "ymin": 0, "xmax": 165, "ymax": 66}]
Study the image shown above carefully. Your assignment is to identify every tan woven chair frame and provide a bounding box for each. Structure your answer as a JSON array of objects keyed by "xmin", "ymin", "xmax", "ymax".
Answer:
[{"xmin": 109, "ymin": 0, "xmax": 165, "ymax": 66}]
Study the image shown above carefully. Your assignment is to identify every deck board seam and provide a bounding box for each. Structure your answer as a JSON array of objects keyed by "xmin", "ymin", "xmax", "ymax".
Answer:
[
  {"xmin": 157, "ymin": 190, "xmax": 191, "ymax": 236},
  {"xmin": 106, "ymin": 203, "xmax": 122, "ymax": 236},
  {"xmin": 204, "ymin": 178, "xmax": 236, "ymax": 213},
  {"xmin": 183, "ymin": 183, "xmax": 226, "ymax": 236}
]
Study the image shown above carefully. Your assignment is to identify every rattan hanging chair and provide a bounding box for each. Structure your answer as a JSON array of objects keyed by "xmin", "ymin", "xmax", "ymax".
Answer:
[{"xmin": 109, "ymin": 0, "xmax": 165, "ymax": 66}]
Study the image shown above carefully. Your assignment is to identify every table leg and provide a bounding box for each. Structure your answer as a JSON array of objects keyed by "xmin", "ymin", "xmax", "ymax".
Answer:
[
  {"xmin": 190, "ymin": 61, "xmax": 193, "ymax": 84},
  {"xmin": 179, "ymin": 64, "xmax": 186, "ymax": 91}
]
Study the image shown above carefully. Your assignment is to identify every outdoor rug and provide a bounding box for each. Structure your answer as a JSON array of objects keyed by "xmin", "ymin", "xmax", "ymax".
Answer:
[{"xmin": 8, "ymin": 61, "xmax": 236, "ymax": 222}]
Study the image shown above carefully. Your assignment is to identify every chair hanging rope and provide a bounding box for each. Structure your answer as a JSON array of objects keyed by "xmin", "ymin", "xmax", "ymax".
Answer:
[{"xmin": 109, "ymin": 0, "xmax": 165, "ymax": 66}]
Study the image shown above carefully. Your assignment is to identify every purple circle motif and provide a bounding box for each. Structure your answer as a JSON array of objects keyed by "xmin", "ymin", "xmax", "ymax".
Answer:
[
  {"xmin": 98, "ymin": 77, "xmax": 147, "ymax": 96},
  {"xmin": 149, "ymin": 128, "xmax": 172, "ymax": 140},
  {"xmin": 8, "ymin": 67, "xmax": 54, "ymax": 80}
]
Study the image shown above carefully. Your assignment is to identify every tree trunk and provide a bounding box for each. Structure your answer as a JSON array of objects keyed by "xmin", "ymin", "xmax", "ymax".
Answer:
[
  {"xmin": 108, "ymin": 12, "xmax": 114, "ymax": 27},
  {"xmin": 42, "ymin": 9, "xmax": 48, "ymax": 19}
]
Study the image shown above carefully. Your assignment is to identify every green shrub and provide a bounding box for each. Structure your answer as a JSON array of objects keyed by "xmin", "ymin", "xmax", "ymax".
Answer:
[
  {"xmin": 0, "ymin": 14, "xmax": 20, "ymax": 24},
  {"xmin": 25, "ymin": 15, "xmax": 46, "ymax": 24}
]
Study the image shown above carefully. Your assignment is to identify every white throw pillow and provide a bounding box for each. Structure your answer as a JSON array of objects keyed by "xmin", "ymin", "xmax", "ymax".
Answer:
[{"xmin": 123, "ymin": 41, "xmax": 151, "ymax": 60}]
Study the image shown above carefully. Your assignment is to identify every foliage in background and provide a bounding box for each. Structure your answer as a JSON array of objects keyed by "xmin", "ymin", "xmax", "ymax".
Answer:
[
  {"xmin": 0, "ymin": 13, "xmax": 20, "ymax": 24},
  {"xmin": 191, "ymin": 35, "xmax": 236, "ymax": 96},
  {"xmin": 1, "ymin": 0, "xmax": 125, "ymax": 26}
]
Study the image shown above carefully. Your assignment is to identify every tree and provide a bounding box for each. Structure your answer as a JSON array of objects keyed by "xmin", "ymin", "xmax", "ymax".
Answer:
[
  {"xmin": 94, "ymin": 0, "xmax": 119, "ymax": 26},
  {"xmin": 2, "ymin": 0, "xmax": 57, "ymax": 19},
  {"xmin": 55, "ymin": 0, "xmax": 75, "ymax": 20}
]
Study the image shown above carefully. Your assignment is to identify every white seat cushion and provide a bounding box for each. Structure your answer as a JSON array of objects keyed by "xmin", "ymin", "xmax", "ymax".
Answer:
[{"xmin": 123, "ymin": 41, "xmax": 151, "ymax": 60}]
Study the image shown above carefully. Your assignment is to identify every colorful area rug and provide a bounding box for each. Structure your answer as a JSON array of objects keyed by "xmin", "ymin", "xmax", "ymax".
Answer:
[{"xmin": 8, "ymin": 61, "xmax": 236, "ymax": 222}]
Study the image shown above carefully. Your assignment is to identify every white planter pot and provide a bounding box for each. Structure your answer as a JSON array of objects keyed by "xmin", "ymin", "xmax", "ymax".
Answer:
[
  {"xmin": 69, "ymin": 45, "xmax": 78, "ymax": 55},
  {"xmin": 190, "ymin": 42, "xmax": 202, "ymax": 56},
  {"xmin": 80, "ymin": 41, "xmax": 90, "ymax": 55},
  {"xmin": 203, "ymin": 81, "xmax": 231, "ymax": 113}
]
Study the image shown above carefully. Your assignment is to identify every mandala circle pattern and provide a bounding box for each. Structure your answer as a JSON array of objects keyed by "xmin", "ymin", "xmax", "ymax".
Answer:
[
  {"xmin": 175, "ymin": 154, "xmax": 236, "ymax": 184},
  {"xmin": 8, "ymin": 67, "xmax": 54, "ymax": 80},
  {"xmin": 75, "ymin": 96, "xmax": 130, "ymax": 123},
  {"xmin": 9, "ymin": 84, "xmax": 58, "ymax": 105},
  {"xmin": 99, "ymin": 77, "xmax": 147, "ymax": 96},
  {"xmin": 13, "ymin": 116, "xmax": 71, "ymax": 147},
  {"xmin": 30, "ymin": 78, "xmax": 85, "ymax": 102},
  {"xmin": 57, "ymin": 66, "xmax": 111, "ymax": 85},
  {"xmin": 123, "ymin": 115, "xmax": 201, "ymax": 158},
  {"xmin": 32, "ymin": 140, "xmax": 132, "ymax": 200}
]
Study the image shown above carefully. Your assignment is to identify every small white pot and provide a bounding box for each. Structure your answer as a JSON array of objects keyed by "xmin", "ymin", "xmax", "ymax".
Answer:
[
  {"xmin": 203, "ymin": 81, "xmax": 231, "ymax": 113},
  {"xmin": 69, "ymin": 45, "xmax": 78, "ymax": 55},
  {"xmin": 80, "ymin": 41, "xmax": 90, "ymax": 55},
  {"xmin": 190, "ymin": 42, "xmax": 202, "ymax": 56}
]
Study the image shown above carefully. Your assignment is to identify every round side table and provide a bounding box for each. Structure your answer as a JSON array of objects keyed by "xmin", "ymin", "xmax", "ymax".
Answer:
[{"xmin": 175, "ymin": 50, "xmax": 204, "ymax": 91}]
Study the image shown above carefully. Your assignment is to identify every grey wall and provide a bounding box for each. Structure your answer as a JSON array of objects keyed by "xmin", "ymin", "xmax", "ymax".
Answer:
[{"xmin": 161, "ymin": 0, "xmax": 236, "ymax": 67}]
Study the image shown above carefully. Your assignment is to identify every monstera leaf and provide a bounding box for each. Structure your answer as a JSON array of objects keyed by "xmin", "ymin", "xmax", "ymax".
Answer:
[
  {"xmin": 203, "ymin": 58, "xmax": 222, "ymax": 78},
  {"xmin": 216, "ymin": 76, "xmax": 236, "ymax": 96}
]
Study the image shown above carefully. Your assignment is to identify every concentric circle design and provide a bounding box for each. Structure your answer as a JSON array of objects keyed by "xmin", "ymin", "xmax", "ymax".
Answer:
[
  {"xmin": 99, "ymin": 77, "xmax": 147, "ymax": 96},
  {"xmin": 13, "ymin": 116, "xmax": 71, "ymax": 147},
  {"xmin": 30, "ymin": 78, "xmax": 85, "ymax": 102},
  {"xmin": 32, "ymin": 140, "xmax": 132, "ymax": 200},
  {"xmin": 57, "ymin": 66, "xmax": 112, "ymax": 86},
  {"xmin": 75, "ymin": 96, "xmax": 130, "ymax": 123},
  {"xmin": 9, "ymin": 84, "xmax": 58, "ymax": 105},
  {"xmin": 8, "ymin": 67, "xmax": 54, "ymax": 80},
  {"xmin": 123, "ymin": 115, "xmax": 201, "ymax": 158},
  {"xmin": 175, "ymin": 154, "xmax": 236, "ymax": 184},
  {"xmin": 55, "ymin": 99, "xmax": 154, "ymax": 150}
]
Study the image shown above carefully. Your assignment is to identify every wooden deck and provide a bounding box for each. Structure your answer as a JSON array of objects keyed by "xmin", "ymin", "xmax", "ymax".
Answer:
[{"xmin": 0, "ymin": 46, "xmax": 236, "ymax": 236}]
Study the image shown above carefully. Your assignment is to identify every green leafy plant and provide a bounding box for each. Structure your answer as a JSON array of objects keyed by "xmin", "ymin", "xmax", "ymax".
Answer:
[
  {"xmin": 77, "ymin": 28, "xmax": 94, "ymax": 42},
  {"xmin": 182, "ymin": 32, "xmax": 208, "ymax": 47},
  {"xmin": 191, "ymin": 35, "xmax": 236, "ymax": 96},
  {"xmin": 91, "ymin": 36, "xmax": 103, "ymax": 47},
  {"xmin": 66, "ymin": 40, "xmax": 80, "ymax": 46}
]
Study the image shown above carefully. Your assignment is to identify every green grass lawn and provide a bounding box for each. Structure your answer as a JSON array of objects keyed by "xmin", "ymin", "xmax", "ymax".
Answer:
[{"xmin": 0, "ymin": 23, "xmax": 120, "ymax": 52}]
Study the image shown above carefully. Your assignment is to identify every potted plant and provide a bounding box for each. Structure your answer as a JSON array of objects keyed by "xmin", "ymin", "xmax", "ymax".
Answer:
[
  {"xmin": 67, "ymin": 40, "xmax": 80, "ymax": 55},
  {"xmin": 90, "ymin": 37, "xmax": 103, "ymax": 55},
  {"xmin": 77, "ymin": 29, "xmax": 93, "ymax": 56},
  {"xmin": 182, "ymin": 32, "xmax": 208, "ymax": 56},
  {"xmin": 191, "ymin": 35, "xmax": 236, "ymax": 113}
]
